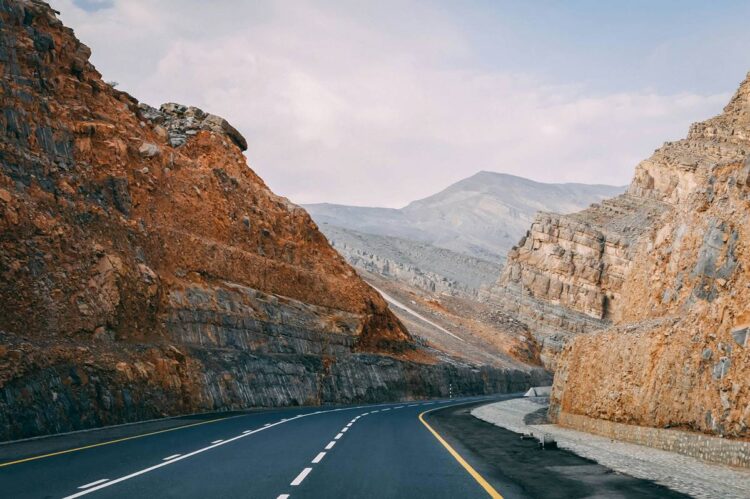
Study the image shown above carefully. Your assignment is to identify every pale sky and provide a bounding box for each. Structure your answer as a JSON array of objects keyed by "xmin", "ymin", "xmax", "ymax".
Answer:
[{"xmin": 57, "ymin": 0, "xmax": 750, "ymax": 207}]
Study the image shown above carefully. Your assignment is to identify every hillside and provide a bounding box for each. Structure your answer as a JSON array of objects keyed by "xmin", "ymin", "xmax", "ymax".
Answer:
[
  {"xmin": 307, "ymin": 173, "xmax": 624, "ymax": 300},
  {"xmin": 0, "ymin": 0, "xmax": 547, "ymax": 440},
  {"xmin": 320, "ymin": 225, "xmax": 502, "ymax": 298},
  {"xmin": 307, "ymin": 172, "xmax": 624, "ymax": 264}
]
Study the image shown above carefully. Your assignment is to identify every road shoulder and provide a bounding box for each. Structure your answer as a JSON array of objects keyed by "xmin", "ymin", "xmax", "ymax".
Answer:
[
  {"xmin": 473, "ymin": 398, "xmax": 750, "ymax": 499},
  {"xmin": 427, "ymin": 401, "xmax": 690, "ymax": 499}
]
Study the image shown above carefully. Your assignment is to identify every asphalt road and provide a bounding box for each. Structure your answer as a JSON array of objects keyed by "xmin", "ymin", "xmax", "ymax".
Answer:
[{"xmin": 0, "ymin": 395, "xmax": 686, "ymax": 498}]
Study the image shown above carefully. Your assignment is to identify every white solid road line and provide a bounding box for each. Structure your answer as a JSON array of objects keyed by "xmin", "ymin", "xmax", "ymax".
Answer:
[
  {"xmin": 162, "ymin": 454, "xmax": 181, "ymax": 461},
  {"xmin": 211, "ymin": 439, "xmax": 223, "ymax": 444},
  {"xmin": 78, "ymin": 479, "xmax": 108, "ymax": 489},
  {"xmin": 334, "ymin": 433, "xmax": 343, "ymax": 440},
  {"xmin": 291, "ymin": 467, "xmax": 312, "ymax": 486},
  {"xmin": 61, "ymin": 413, "xmax": 322, "ymax": 499},
  {"xmin": 325, "ymin": 441, "xmax": 336, "ymax": 450},
  {"xmin": 312, "ymin": 451, "xmax": 326, "ymax": 463}
]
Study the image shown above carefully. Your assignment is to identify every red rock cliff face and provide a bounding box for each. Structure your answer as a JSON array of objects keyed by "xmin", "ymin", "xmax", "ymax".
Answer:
[{"xmin": 0, "ymin": 1, "xmax": 547, "ymax": 439}]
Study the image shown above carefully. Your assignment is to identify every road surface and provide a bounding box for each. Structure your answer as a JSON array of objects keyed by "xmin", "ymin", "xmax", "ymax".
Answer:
[{"xmin": 0, "ymin": 395, "xmax": 686, "ymax": 498}]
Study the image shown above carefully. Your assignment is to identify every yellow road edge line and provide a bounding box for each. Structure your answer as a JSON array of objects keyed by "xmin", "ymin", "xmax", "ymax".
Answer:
[
  {"xmin": 419, "ymin": 406, "xmax": 504, "ymax": 499},
  {"xmin": 0, "ymin": 414, "xmax": 246, "ymax": 468}
]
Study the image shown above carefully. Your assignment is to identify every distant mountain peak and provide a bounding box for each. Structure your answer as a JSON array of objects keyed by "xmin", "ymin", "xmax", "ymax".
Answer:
[{"xmin": 305, "ymin": 171, "xmax": 625, "ymax": 264}]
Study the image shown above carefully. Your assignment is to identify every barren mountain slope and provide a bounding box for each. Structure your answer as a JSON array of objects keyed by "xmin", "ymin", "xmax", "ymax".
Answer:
[
  {"xmin": 320, "ymin": 225, "xmax": 502, "ymax": 298},
  {"xmin": 307, "ymin": 172, "xmax": 624, "ymax": 264}
]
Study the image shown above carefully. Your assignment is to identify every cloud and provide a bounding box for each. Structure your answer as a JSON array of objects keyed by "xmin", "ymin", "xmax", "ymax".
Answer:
[{"xmin": 55, "ymin": 0, "xmax": 729, "ymax": 207}]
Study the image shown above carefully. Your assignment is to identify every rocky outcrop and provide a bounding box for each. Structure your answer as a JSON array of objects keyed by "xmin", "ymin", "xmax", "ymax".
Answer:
[
  {"xmin": 541, "ymin": 73, "xmax": 750, "ymax": 438},
  {"xmin": 485, "ymin": 196, "xmax": 667, "ymax": 366},
  {"xmin": 0, "ymin": 0, "xmax": 545, "ymax": 441}
]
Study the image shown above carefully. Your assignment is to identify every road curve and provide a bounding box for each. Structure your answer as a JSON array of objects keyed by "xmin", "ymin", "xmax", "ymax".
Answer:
[
  {"xmin": 0, "ymin": 394, "xmax": 686, "ymax": 498},
  {"xmin": 0, "ymin": 396, "xmax": 508, "ymax": 498}
]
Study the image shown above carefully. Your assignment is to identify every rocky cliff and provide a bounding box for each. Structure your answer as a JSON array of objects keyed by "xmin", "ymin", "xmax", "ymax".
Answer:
[
  {"xmin": 495, "ymin": 71, "xmax": 750, "ymax": 438},
  {"xmin": 484, "ymin": 196, "xmax": 667, "ymax": 367},
  {"xmin": 0, "ymin": 0, "xmax": 546, "ymax": 441}
]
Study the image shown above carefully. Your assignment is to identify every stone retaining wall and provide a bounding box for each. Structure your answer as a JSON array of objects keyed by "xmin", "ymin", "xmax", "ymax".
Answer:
[{"xmin": 558, "ymin": 411, "xmax": 750, "ymax": 468}]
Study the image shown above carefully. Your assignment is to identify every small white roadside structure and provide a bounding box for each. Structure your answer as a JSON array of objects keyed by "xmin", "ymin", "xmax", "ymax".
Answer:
[{"xmin": 523, "ymin": 386, "xmax": 552, "ymax": 397}]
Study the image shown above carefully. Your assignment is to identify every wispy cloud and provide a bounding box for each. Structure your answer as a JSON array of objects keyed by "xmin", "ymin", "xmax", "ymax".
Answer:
[{"xmin": 56, "ymin": 0, "xmax": 732, "ymax": 207}]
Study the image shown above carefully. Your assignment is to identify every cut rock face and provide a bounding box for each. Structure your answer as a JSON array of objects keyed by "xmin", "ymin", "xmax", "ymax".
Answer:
[
  {"xmin": 537, "ymin": 72, "xmax": 750, "ymax": 438},
  {"xmin": 0, "ymin": 0, "xmax": 547, "ymax": 440}
]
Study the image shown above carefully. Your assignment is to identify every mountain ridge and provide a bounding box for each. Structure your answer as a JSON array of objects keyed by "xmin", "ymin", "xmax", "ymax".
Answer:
[{"xmin": 306, "ymin": 171, "xmax": 625, "ymax": 265}]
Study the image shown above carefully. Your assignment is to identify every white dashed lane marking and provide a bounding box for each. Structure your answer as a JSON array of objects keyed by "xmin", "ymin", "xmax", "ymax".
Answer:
[
  {"xmin": 291, "ymin": 467, "xmax": 312, "ymax": 486},
  {"xmin": 78, "ymin": 479, "xmax": 109, "ymax": 490},
  {"xmin": 67, "ymin": 401, "xmax": 464, "ymax": 499},
  {"xmin": 275, "ymin": 408, "xmax": 377, "ymax": 497},
  {"xmin": 61, "ymin": 406, "xmax": 366, "ymax": 498}
]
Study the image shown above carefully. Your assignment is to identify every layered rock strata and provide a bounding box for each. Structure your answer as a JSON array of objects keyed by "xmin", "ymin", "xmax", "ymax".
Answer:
[
  {"xmin": 0, "ymin": 0, "xmax": 545, "ymax": 440},
  {"xmin": 485, "ymin": 196, "xmax": 667, "ymax": 366},
  {"xmin": 542, "ymin": 73, "xmax": 750, "ymax": 438}
]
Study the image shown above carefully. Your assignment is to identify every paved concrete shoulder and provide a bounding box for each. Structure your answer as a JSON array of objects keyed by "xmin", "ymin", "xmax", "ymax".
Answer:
[{"xmin": 472, "ymin": 398, "xmax": 750, "ymax": 499}]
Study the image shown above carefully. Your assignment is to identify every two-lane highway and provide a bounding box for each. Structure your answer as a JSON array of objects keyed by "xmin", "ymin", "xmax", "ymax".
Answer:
[
  {"xmin": 0, "ymin": 396, "xmax": 506, "ymax": 498},
  {"xmin": 0, "ymin": 394, "xmax": 686, "ymax": 498}
]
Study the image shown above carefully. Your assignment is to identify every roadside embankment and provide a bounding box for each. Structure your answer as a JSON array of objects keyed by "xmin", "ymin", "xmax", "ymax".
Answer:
[{"xmin": 472, "ymin": 398, "xmax": 750, "ymax": 499}]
